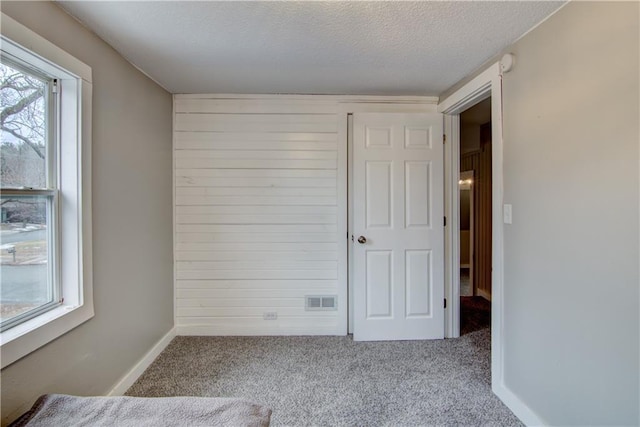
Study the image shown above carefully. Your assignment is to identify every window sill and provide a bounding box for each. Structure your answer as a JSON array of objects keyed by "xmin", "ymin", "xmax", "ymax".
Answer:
[{"xmin": 0, "ymin": 301, "xmax": 94, "ymax": 369}]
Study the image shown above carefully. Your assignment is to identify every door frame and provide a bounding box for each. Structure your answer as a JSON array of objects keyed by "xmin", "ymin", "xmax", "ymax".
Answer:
[{"xmin": 438, "ymin": 61, "xmax": 506, "ymax": 393}]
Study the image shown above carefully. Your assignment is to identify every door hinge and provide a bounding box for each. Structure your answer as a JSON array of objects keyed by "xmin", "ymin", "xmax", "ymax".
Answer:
[
  {"xmin": 444, "ymin": 298, "xmax": 447, "ymax": 308},
  {"xmin": 444, "ymin": 216, "xmax": 447, "ymax": 227},
  {"xmin": 52, "ymin": 79, "xmax": 59, "ymax": 94},
  {"xmin": 443, "ymin": 134, "xmax": 446, "ymax": 144}
]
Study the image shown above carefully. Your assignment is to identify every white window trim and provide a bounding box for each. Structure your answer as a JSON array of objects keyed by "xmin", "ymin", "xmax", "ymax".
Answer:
[{"xmin": 0, "ymin": 13, "xmax": 93, "ymax": 369}]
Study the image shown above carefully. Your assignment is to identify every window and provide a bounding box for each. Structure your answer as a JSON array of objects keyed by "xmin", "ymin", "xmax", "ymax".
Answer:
[
  {"xmin": 1, "ymin": 59, "xmax": 59, "ymax": 332},
  {"xmin": 0, "ymin": 13, "xmax": 93, "ymax": 368}
]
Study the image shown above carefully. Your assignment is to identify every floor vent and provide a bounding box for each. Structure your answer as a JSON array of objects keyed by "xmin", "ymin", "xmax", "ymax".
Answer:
[{"xmin": 305, "ymin": 295, "xmax": 337, "ymax": 311}]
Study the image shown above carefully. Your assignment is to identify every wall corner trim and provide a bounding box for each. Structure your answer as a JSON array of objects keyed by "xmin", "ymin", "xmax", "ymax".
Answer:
[
  {"xmin": 493, "ymin": 383, "xmax": 546, "ymax": 426},
  {"xmin": 107, "ymin": 327, "xmax": 177, "ymax": 396}
]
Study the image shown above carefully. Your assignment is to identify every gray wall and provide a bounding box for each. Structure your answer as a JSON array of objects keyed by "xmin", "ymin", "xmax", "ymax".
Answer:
[
  {"xmin": 0, "ymin": 2, "xmax": 174, "ymax": 425},
  {"xmin": 499, "ymin": 2, "xmax": 638, "ymax": 424}
]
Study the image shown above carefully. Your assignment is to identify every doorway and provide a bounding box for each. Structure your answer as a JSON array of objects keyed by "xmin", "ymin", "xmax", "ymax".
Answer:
[
  {"xmin": 438, "ymin": 60, "xmax": 507, "ymax": 399},
  {"xmin": 459, "ymin": 98, "xmax": 492, "ymax": 335}
]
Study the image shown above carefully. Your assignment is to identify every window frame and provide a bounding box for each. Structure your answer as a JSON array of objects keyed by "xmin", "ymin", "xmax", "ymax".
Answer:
[{"xmin": 0, "ymin": 13, "xmax": 93, "ymax": 369}]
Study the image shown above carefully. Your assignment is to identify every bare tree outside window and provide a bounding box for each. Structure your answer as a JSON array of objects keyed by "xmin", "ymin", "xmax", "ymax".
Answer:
[
  {"xmin": 0, "ymin": 61, "xmax": 52, "ymax": 326},
  {"xmin": 1, "ymin": 62, "xmax": 47, "ymax": 188}
]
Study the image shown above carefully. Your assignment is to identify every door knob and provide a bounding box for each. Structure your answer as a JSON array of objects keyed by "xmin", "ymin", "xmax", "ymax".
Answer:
[{"xmin": 357, "ymin": 236, "xmax": 367, "ymax": 244}]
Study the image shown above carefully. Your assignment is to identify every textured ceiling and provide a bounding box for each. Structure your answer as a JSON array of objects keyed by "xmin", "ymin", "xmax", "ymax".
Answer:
[{"xmin": 57, "ymin": 1, "xmax": 564, "ymax": 95}]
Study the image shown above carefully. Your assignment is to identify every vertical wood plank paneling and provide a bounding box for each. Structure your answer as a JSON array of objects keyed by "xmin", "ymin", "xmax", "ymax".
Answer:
[
  {"xmin": 460, "ymin": 122, "xmax": 492, "ymax": 298},
  {"xmin": 174, "ymin": 98, "xmax": 342, "ymax": 334}
]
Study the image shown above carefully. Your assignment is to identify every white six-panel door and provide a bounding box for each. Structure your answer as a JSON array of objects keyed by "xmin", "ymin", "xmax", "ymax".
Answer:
[{"xmin": 353, "ymin": 113, "xmax": 444, "ymax": 341}]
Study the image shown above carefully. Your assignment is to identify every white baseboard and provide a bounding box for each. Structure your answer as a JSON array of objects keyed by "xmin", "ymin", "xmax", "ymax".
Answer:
[
  {"xmin": 177, "ymin": 325, "xmax": 341, "ymax": 336},
  {"xmin": 493, "ymin": 382, "xmax": 546, "ymax": 426},
  {"xmin": 107, "ymin": 327, "xmax": 176, "ymax": 396}
]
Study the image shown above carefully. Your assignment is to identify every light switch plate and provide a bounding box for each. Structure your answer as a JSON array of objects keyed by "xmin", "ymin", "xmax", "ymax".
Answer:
[{"xmin": 503, "ymin": 204, "xmax": 512, "ymax": 224}]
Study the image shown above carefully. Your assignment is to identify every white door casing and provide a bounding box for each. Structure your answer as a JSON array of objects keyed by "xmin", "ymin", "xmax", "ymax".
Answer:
[{"xmin": 352, "ymin": 113, "xmax": 444, "ymax": 341}]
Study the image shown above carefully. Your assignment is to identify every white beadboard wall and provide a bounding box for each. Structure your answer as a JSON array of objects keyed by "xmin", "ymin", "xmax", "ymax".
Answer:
[
  {"xmin": 174, "ymin": 95, "xmax": 438, "ymax": 336},
  {"xmin": 174, "ymin": 96, "xmax": 347, "ymax": 335}
]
